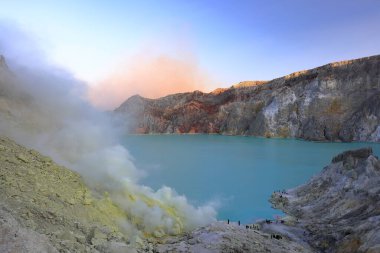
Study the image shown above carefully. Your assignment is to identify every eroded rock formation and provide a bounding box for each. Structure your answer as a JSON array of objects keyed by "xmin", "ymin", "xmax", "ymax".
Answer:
[
  {"xmin": 115, "ymin": 55, "xmax": 380, "ymax": 142},
  {"xmin": 270, "ymin": 147, "xmax": 380, "ymax": 253}
]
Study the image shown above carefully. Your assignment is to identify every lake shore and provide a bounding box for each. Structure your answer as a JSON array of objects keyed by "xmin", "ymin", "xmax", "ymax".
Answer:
[
  {"xmin": 123, "ymin": 134, "xmax": 380, "ymax": 223},
  {"xmin": 154, "ymin": 147, "xmax": 380, "ymax": 252},
  {"xmin": 2, "ymin": 135, "xmax": 380, "ymax": 252}
]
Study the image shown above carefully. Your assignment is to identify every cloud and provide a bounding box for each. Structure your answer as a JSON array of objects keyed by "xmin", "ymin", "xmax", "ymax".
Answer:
[{"xmin": 87, "ymin": 51, "xmax": 211, "ymax": 110}]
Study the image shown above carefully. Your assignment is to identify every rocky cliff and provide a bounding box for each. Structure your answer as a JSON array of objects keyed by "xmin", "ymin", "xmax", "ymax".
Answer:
[
  {"xmin": 115, "ymin": 55, "xmax": 380, "ymax": 142},
  {"xmin": 270, "ymin": 147, "xmax": 380, "ymax": 253}
]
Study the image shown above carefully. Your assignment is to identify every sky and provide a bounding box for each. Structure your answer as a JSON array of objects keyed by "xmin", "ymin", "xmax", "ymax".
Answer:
[{"xmin": 0, "ymin": 0, "xmax": 379, "ymax": 109}]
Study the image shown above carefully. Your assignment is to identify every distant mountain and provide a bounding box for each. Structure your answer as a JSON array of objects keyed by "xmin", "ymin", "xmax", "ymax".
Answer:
[{"xmin": 115, "ymin": 55, "xmax": 380, "ymax": 142}]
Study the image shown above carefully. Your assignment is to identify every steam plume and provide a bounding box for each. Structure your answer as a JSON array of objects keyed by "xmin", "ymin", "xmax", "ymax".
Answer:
[{"xmin": 0, "ymin": 23, "xmax": 216, "ymax": 240}]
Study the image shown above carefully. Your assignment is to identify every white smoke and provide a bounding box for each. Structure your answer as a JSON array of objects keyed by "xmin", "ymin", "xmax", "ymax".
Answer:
[{"xmin": 0, "ymin": 23, "xmax": 216, "ymax": 239}]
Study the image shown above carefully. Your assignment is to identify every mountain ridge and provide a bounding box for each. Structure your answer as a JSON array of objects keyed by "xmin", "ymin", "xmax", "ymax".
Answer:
[{"xmin": 115, "ymin": 54, "xmax": 380, "ymax": 142}]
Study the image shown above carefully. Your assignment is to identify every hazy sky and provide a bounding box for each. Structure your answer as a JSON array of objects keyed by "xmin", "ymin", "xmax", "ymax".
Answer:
[{"xmin": 1, "ymin": 0, "xmax": 379, "ymax": 108}]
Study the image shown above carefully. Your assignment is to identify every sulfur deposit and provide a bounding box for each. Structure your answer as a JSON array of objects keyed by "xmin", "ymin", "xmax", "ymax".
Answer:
[
  {"xmin": 0, "ymin": 136, "xmax": 142, "ymax": 252},
  {"xmin": 0, "ymin": 52, "xmax": 216, "ymax": 252},
  {"xmin": 0, "ymin": 137, "xmax": 314, "ymax": 253},
  {"xmin": 0, "ymin": 50, "xmax": 217, "ymax": 246}
]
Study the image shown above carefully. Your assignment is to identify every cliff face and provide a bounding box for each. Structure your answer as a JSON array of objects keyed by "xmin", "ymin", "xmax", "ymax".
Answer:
[
  {"xmin": 271, "ymin": 148, "xmax": 380, "ymax": 253},
  {"xmin": 115, "ymin": 55, "xmax": 380, "ymax": 142}
]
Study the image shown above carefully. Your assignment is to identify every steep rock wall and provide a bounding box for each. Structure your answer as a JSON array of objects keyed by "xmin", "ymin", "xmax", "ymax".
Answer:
[
  {"xmin": 271, "ymin": 148, "xmax": 380, "ymax": 252},
  {"xmin": 115, "ymin": 55, "xmax": 380, "ymax": 142}
]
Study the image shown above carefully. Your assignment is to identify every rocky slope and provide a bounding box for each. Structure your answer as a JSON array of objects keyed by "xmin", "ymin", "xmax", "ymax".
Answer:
[
  {"xmin": 154, "ymin": 221, "xmax": 315, "ymax": 253},
  {"xmin": 0, "ymin": 136, "xmax": 144, "ymax": 252},
  {"xmin": 115, "ymin": 55, "xmax": 380, "ymax": 142},
  {"xmin": 270, "ymin": 147, "xmax": 380, "ymax": 253}
]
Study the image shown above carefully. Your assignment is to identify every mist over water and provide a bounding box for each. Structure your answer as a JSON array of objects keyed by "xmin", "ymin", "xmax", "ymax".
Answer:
[{"xmin": 123, "ymin": 135, "xmax": 380, "ymax": 223}]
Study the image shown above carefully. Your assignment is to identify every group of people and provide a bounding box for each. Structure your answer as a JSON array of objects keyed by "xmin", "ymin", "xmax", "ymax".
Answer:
[
  {"xmin": 227, "ymin": 219, "xmax": 261, "ymax": 230},
  {"xmin": 274, "ymin": 189, "xmax": 287, "ymax": 194},
  {"xmin": 226, "ymin": 218, "xmax": 284, "ymax": 240},
  {"xmin": 270, "ymin": 234, "xmax": 283, "ymax": 240},
  {"xmin": 245, "ymin": 224, "xmax": 260, "ymax": 230}
]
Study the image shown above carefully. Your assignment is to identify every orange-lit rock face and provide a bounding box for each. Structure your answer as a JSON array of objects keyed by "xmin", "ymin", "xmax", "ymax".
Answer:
[
  {"xmin": 115, "ymin": 55, "xmax": 380, "ymax": 142},
  {"xmin": 210, "ymin": 88, "xmax": 228, "ymax": 95},
  {"xmin": 232, "ymin": 81, "xmax": 268, "ymax": 88},
  {"xmin": 87, "ymin": 54, "xmax": 210, "ymax": 110}
]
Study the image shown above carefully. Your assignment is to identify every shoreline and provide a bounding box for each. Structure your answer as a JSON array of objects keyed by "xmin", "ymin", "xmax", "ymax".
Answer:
[{"xmin": 123, "ymin": 133, "xmax": 380, "ymax": 144}]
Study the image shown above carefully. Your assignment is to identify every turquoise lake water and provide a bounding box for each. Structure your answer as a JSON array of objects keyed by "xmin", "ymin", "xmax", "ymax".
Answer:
[{"xmin": 122, "ymin": 135, "xmax": 380, "ymax": 223}]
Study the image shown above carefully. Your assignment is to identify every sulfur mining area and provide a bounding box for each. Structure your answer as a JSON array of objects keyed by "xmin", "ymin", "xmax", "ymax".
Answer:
[
  {"xmin": 0, "ymin": 135, "xmax": 311, "ymax": 252},
  {"xmin": 0, "ymin": 136, "xmax": 139, "ymax": 252},
  {"xmin": 2, "ymin": 134, "xmax": 380, "ymax": 252}
]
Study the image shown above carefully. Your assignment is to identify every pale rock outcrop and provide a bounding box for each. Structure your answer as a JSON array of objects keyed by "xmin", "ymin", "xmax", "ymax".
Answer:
[{"xmin": 270, "ymin": 148, "xmax": 380, "ymax": 253}]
